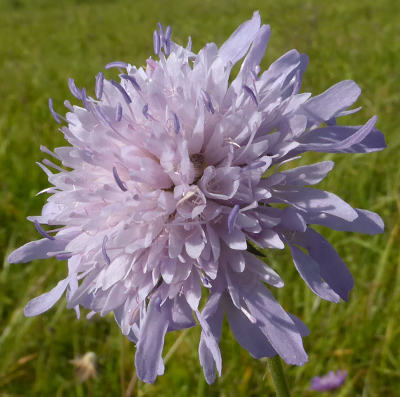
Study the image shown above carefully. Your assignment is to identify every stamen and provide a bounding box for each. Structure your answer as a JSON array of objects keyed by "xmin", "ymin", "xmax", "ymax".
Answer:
[
  {"xmin": 68, "ymin": 78, "xmax": 82, "ymax": 99},
  {"xmin": 165, "ymin": 25, "xmax": 172, "ymax": 41},
  {"xmin": 40, "ymin": 145, "xmax": 60, "ymax": 160},
  {"xmin": 112, "ymin": 166, "xmax": 128, "ymax": 191},
  {"xmin": 105, "ymin": 61, "xmax": 128, "ymax": 70},
  {"xmin": 110, "ymin": 80, "xmax": 132, "ymax": 104},
  {"xmin": 80, "ymin": 87, "xmax": 90, "ymax": 110},
  {"xmin": 164, "ymin": 26, "xmax": 172, "ymax": 55},
  {"xmin": 224, "ymin": 138, "xmax": 241, "ymax": 148},
  {"xmin": 228, "ymin": 204, "xmax": 240, "ymax": 234},
  {"xmin": 153, "ymin": 30, "xmax": 161, "ymax": 55},
  {"xmin": 200, "ymin": 274, "xmax": 211, "ymax": 288},
  {"xmin": 120, "ymin": 74, "xmax": 141, "ymax": 92},
  {"xmin": 172, "ymin": 112, "xmax": 180, "ymax": 134},
  {"xmin": 48, "ymin": 98, "xmax": 62, "ymax": 124},
  {"xmin": 115, "ymin": 103, "xmax": 122, "ymax": 122},
  {"xmin": 64, "ymin": 99, "xmax": 73, "ymax": 111},
  {"xmin": 243, "ymin": 85, "xmax": 258, "ymax": 106},
  {"xmin": 102, "ymin": 236, "xmax": 111, "ymax": 265},
  {"xmin": 34, "ymin": 220, "xmax": 55, "ymax": 240},
  {"xmin": 43, "ymin": 159, "xmax": 64, "ymax": 173},
  {"xmin": 201, "ymin": 89, "xmax": 215, "ymax": 114},
  {"xmin": 142, "ymin": 103, "xmax": 149, "ymax": 118},
  {"xmin": 157, "ymin": 22, "xmax": 164, "ymax": 40},
  {"xmin": 186, "ymin": 36, "xmax": 192, "ymax": 51},
  {"xmin": 95, "ymin": 72, "xmax": 104, "ymax": 100}
]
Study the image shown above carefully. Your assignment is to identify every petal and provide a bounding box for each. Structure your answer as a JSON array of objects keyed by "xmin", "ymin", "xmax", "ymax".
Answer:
[
  {"xmin": 249, "ymin": 229, "xmax": 284, "ymax": 249},
  {"xmin": 280, "ymin": 207, "xmax": 307, "ymax": 232},
  {"xmin": 298, "ymin": 116, "xmax": 377, "ymax": 152},
  {"xmin": 243, "ymin": 283, "xmax": 308, "ymax": 365},
  {"xmin": 160, "ymin": 258, "xmax": 177, "ymax": 284},
  {"xmin": 100, "ymin": 282, "xmax": 127, "ymax": 315},
  {"xmin": 297, "ymin": 124, "xmax": 386, "ymax": 153},
  {"xmin": 273, "ymin": 187, "xmax": 358, "ymax": 221},
  {"xmin": 218, "ymin": 11, "xmax": 261, "ymax": 66},
  {"xmin": 226, "ymin": 249, "xmax": 245, "ymax": 272},
  {"xmin": 225, "ymin": 295, "xmax": 276, "ymax": 358},
  {"xmin": 199, "ymin": 166, "xmax": 240, "ymax": 201},
  {"xmin": 304, "ymin": 208, "xmax": 384, "ymax": 235},
  {"xmin": 219, "ymin": 227, "xmax": 247, "ymax": 250},
  {"xmin": 294, "ymin": 228, "xmax": 354, "ymax": 301},
  {"xmin": 24, "ymin": 278, "xmax": 69, "ymax": 317},
  {"xmin": 185, "ymin": 227, "xmax": 205, "ymax": 259},
  {"xmin": 289, "ymin": 244, "xmax": 340, "ymax": 302},
  {"xmin": 302, "ymin": 80, "xmax": 361, "ymax": 122},
  {"xmin": 102, "ymin": 255, "xmax": 131, "ymax": 290},
  {"xmin": 232, "ymin": 24, "xmax": 271, "ymax": 90},
  {"xmin": 288, "ymin": 314, "xmax": 310, "ymax": 337},
  {"xmin": 184, "ymin": 271, "xmax": 202, "ymax": 310},
  {"xmin": 135, "ymin": 298, "xmax": 171, "ymax": 383},
  {"xmin": 280, "ymin": 161, "xmax": 334, "ymax": 186},
  {"xmin": 243, "ymin": 252, "xmax": 284, "ymax": 288},
  {"xmin": 197, "ymin": 295, "xmax": 224, "ymax": 384},
  {"xmin": 261, "ymin": 49, "xmax": 301, "ymax": 84},
  {"xmin": 8, "ymin": 238, "xmax": 69, "ymax": 264},
  {"xmin": 168, "ymin": 295, "xmax": 196, "ymax": 331},
  {"xmin": 206, "ymin": 224, "xmax": 220, "ymax": 262}
]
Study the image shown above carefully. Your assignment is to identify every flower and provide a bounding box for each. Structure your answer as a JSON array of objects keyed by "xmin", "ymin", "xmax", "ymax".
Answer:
[
  {"xmin": 8, "ymin": 12, "xmax": 385, "ymax": 384},
  {"xmin": 311, "ymin": 370, "xmax": 348, "ymax": 392}
]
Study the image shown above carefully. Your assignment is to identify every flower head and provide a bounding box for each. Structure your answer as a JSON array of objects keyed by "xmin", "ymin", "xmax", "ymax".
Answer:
[
  {"xmin": 8, "ymin": 12, "xmax": 385, "ymax": 384},
  {"xmin": 311, "ymin": 370, "xmax": 348, "ymax": 392}
]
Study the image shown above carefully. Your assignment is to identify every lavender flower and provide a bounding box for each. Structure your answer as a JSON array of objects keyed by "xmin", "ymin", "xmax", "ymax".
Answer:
[
  {"xmin": 311, "ymin": 370, "xmax": 348, "ymax": 392},
  {"xmin": 8, "ymin": 12, "xmax": 385, "ymax": 384}
]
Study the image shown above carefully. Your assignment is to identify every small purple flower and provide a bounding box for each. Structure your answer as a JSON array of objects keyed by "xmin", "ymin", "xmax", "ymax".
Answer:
[
  {"xmin": 8, "ymin": 12, "xmax": 385, "ymax": 384},
  {"xmin": 311, "ymin": 370, "xmax": 348, "ymax": 392}
]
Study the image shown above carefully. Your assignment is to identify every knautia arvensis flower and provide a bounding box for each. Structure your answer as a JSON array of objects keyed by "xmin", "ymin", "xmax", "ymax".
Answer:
[{"xmin": 8, "ymin": 12, "xmax": 385, "ymax": 383}]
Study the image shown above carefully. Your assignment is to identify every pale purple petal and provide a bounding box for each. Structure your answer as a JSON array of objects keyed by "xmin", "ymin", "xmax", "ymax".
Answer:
[
  {"xmin": 24, "ymin": 278, "xmax": 69, "ymax": 317},
  {"xmin": 289, "ymin": 244, "xmax": 341, "ymax": 302},
  {"xmin": 218, "ymin": 11, "xmax": 261, "ymax": 66},
  {"xmin": 303, "ymin": 80, "xmax": 361, "ymax": 122},
  {"xmin": 8, "ymin": 238, "xmax": 69, "ymax": 263},
  {"xmin": 135, "ymin": 298, "xmax": 171, "ymax": 383},
  {"xmin": 297, "ymin": 124, "xmax": 386, "ymax": 153},
  {"xmin": 280, "ymin": 161, "xmax": 334, "ymax": 186},
  {"xmin": 299, "ymin": 116, "xmax": 377, "ymax": 152},
  {"xmin": 197, "ymin": 295, "xmax": 224, "ymax": 384},
  {"xmin": 304, "ymin": 208, "xmax": 384, "ymax": 235},
  {"xmin": 294, "ymin": 229, "xmax": 354, "ymax": 301},
  {"xmin": 273, "ymin": 188, "xmax": 358, "ymax": 221},
  {"xmin": 225, "ymin": 296, "xmax": 276, "ymax": 358},
  {"xmin": 243, "ymin": 283, "xmax": 308, "ymax": 365}
]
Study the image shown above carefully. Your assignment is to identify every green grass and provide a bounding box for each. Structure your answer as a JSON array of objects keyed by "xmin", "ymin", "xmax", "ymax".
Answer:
[{"xmin": 0, "ymin": 0, "xmax": 399, "ymax": 395}]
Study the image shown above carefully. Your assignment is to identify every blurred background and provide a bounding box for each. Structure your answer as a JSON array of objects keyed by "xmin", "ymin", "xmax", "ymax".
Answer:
[{"xmin": 0, "ymin": 0, "xmax": 399, "ymax": 395}]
